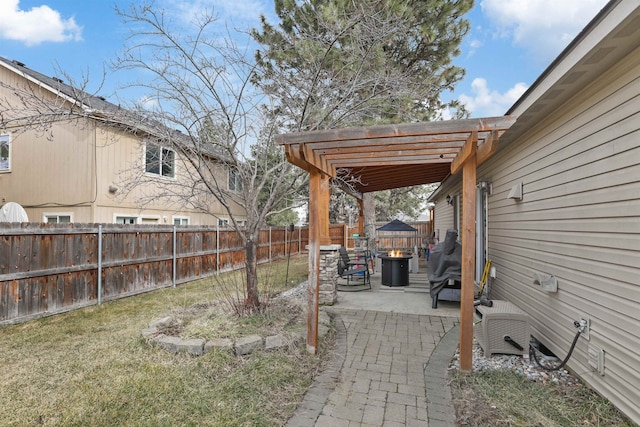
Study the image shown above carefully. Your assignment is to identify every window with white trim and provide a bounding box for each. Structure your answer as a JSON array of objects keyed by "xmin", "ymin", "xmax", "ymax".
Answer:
[
  {"xmin": 228, "ymin": 168, "xmax": 242, "ymax": 192},
  {"xmin": 173, "ymin": 217, "xmax": 189, "ymax": 225},
  {"xmin": 0, "ymin": 134, "xmax": 10, "ymax": 172},
  {"xmin": 44, "ymin": 213, "xmax": 72, "ymax": 223},
  {"xmin": 218, "ymin": 218, "xmax": 229, "ymax": 226},
  {"xmin": 116, "ymin": 216, "xmax": 137, "ymax": 224},
  {"xmin": 145, "ymin": 144, "xmax": 175, "ymax": 178}
]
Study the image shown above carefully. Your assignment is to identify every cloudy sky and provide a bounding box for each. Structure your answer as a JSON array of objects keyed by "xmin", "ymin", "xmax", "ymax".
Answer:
[{"xmin": 0, "ymin": 0, "xmax": 610, "ymax": 118}]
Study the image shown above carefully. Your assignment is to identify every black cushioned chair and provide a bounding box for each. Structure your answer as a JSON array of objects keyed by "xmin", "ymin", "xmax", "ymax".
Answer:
[{"xmin": 338, "ymin": 247, "xmax": 371, "ymax": 290}]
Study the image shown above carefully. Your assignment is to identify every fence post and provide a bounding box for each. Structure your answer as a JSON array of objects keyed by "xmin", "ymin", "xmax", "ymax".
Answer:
[
  {"xmin": 216, "ymin": 225, "xmax": 220, "ymax": 275},
  {"xmin": 298, "ymin": 226, "xmax": 301, "ymax": 254},
  {"xmin": 97, "ymin": 224, "xmax": 102, "ymax": 305},
  {"xmin": 172, "ymin": 225, "xmax": 177, "ymax": 288},
  {"xmin": 269, "ymin": 227, "xmax": 272, "ymax": 262}
]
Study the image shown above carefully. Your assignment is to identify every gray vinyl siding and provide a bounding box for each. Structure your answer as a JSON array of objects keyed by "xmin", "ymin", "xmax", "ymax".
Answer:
[
  {"xmin": 433, "ymin": 190, "xmax": 462, "ymax": 242},
  {"xmin": 433, "ymin": 201, "xmax": 453, "ymax": 243},
  {"xmin": 480, "ymin": 46, "xmax": 640, "ymax": 423}
]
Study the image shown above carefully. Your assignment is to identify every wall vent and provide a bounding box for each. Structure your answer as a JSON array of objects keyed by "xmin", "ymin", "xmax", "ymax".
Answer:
[
  {"xmin": 588, "ymin": 344, "xmax": 605, "ymax": 376},
  {"xmin": 507, "ymin": 182, "xmax": 523, "ymax": 200}
]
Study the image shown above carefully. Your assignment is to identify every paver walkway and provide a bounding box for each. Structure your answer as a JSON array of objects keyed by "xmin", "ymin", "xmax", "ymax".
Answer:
[{"xmin": 287, "ymin": 309, "xmax": 460, "ymax": 426}]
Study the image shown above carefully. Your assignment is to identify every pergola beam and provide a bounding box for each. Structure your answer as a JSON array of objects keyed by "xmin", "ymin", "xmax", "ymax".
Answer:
[
  {"xmin": 450, "ymin": 131, "xmax": 477, "ymax": 175},
  {"xmin": 284, "ymin": 144, "xmax": 312, "ymax": 173},
  {"xmin": 277, "ymin": 116, "xmax": 515, "ymax": 144},
  {"xmin": 477, "ymin": 130, "xmax": 501, "ymax": 166}
]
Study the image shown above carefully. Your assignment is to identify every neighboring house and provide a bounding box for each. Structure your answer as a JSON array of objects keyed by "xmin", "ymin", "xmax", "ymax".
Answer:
[
  {"xmin": 0, "ymin": 57, "xmax": 246, "ymax": 225},
  {"xmin": 430, "ymin": 0, "xmax": 639, "ymax": 423}
]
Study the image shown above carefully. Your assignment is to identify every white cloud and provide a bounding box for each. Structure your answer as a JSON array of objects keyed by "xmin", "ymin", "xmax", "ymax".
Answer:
[
  {"xmin": 0, "ymin": 0, "xmax": 82, "ymax": 46},
  {"xmin": 480, "ymin": 0, "xmax": 608, "ymax": 62},
  {"xmin": 438, "ymin": 107, "xmax": 453, "ymax": 121},
  {"xmin": 469, "ymin": 39, "xmax": 483, "ymax": 49},
  {"xmin": 166, "ymin": 0, "xmax": 269, "ymax": 28},
  {"xmin": 459, "ymin": 78, "xmax": 528, "ymax": 117},
  {"xmin": 466, "ymin": 38, "xmax": 483, "ymax": 58}
]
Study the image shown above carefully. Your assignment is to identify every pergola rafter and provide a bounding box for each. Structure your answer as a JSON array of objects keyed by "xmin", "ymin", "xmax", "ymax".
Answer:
[{"xmin": 276, "ymin": 115, "xmax": 516, "ymax": 370}]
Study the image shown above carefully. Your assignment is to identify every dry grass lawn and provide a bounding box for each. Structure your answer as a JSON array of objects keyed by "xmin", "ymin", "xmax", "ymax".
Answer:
[
  {"xmin": 0, "ymin": 255, "xmax": 329, "ymax": 426},
  {"xmin": 451, "ymin": 367, "xmax": 635, "ymax": 426}
]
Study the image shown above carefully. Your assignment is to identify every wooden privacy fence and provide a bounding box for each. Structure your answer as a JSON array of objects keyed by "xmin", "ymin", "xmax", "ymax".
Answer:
[
  {"xmin": 0, "ymin": 221, "xmax": 428, "ymax": 324},
  {"xmin": 332, "ymin": 221, "xmax": 433, "ymax": 252},
  {"xmin": 375, "ymin": 221, "xmax": 432, "ymax": 252},
  {"xmin": 0, "ymin": 223, "xmax": 307, "ymax": 325}
]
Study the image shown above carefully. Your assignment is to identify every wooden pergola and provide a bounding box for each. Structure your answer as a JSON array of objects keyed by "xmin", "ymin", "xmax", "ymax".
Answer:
[{"xmin": 276, "ymin": 116, "xmax": 516, "ymax": 371}]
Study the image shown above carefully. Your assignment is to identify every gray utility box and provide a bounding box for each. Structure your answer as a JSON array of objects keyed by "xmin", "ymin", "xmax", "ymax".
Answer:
[{"xmin": 475, "ymin": 300, "xmax": 530, "ymax": 357}]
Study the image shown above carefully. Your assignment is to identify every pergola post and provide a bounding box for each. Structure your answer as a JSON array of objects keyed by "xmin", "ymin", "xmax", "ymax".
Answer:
[
  {"xmin": 460, "ymin": 156, "xmax": 477, "ymax": 371},
  {"xmin": 306, "ymin": 169, "xmax": 330, "ymax": 354},
  {"xmin": 319, "ymin": 175, "xmax": 332, "ymax": 246},
  {"xmin": 453, "ymin": 133, "xmax": 478, "ymax": 373}
]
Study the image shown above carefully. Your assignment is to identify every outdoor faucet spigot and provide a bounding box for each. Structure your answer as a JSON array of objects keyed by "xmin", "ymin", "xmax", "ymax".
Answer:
[{"xmin": 573, "ymin": 319, "xmax": 588, "ymax": 333}]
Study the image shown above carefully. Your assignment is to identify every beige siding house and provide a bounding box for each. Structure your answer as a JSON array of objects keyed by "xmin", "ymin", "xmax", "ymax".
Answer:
[
  {"xmin": 430, "ymin": 1, "xmax": 640, "ymax": 423},
  {"xmin": 0, "ymin": 58, "xmax": 246, "ymax": 226}
]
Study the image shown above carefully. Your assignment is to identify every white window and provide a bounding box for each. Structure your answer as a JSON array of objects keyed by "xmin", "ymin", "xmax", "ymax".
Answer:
[
  {"xmin": 116, "ymin": 216, "xmax": 137, "ymax": 224},
  {"xmin": 0, "ymin": 134, "xmax": 10, "ymax": 172},
  {"xmin": 145, "ymin": 144, "xmax": 175, "ymax": 178},
  {"xmin": 218, "ymin": 218, "xmax": 229, "ymax": 226},
  {"xmin": 228, "ymin": 168, "xmax": 242, "ymax": 192},
  {"xmin": 44, "ymin": 213, "xmax": 72, "ymax": 223},
  {"xmin": 173, "ymin": 217, "xmax": 189, "ymax": 225}
]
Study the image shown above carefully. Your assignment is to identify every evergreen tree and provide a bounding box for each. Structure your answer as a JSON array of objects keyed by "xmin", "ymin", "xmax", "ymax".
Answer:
[{"xmin": 252, "ymin": 0, "xmax": 472, "ymax": 131}]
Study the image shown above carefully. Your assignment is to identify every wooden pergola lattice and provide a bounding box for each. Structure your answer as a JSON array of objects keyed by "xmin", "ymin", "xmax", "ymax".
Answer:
[{"xmin": 276, "ymin": 116, "xmax": 516, "ymax": 371}]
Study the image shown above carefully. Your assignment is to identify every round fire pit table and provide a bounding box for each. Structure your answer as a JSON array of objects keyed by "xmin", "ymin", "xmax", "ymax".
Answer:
[{"xmin": 379, "ymin": 254, "xmax": 412, "ymax": 287}]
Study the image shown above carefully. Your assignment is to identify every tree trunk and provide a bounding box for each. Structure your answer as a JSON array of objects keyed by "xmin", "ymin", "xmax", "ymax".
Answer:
[
  {"xmin": 363, "ymin": 192, "xmax": 377, "ymax": 255},
  {"xmin": 245, "ymin": 238, "xmax": 260, "ymax": 309}
]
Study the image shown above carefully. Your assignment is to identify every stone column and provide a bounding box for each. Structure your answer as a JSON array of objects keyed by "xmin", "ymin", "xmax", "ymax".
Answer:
[{"xmin": 318, "ymin": 244, "xmax": 340, "ymax": 305}]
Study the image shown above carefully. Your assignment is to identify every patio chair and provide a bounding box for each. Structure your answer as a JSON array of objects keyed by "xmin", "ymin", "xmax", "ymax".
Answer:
[
  {"xmin": 338, "ymin": 247, "xmax": 371, "ymax": 290},
  {"xmin": 338, "ymin": 246, "xmax": 359, "ymax": 269}
]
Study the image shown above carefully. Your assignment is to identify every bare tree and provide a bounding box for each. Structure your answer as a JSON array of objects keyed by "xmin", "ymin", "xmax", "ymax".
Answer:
[
  {"xmin": 0, "ymin": 4, "xmax": 306, "ymax": 313},
  {"xmin": 107, "ymin": 3, "xmax": 308, "ymax": 311}
]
